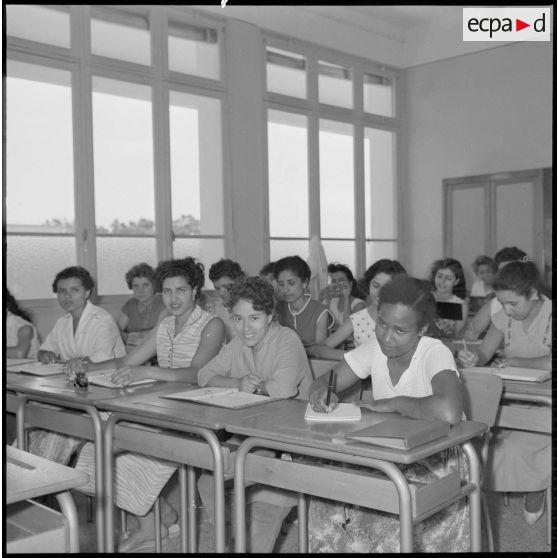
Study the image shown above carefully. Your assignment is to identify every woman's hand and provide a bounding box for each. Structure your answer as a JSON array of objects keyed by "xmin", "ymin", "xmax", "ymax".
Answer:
[
  {"xmin": 237, "ymin": 374, "xmax": 264, "ymax": 393},
  {"xmin": 456, "ymin": 349, "xmax": 479, "ymax": 368},
  {"xmin": 309, "ymin": 386, "xmax": 339, "ymax": 413},
  {"xmin": 38, "ymin": 350, "xmax": 59, "ymax": 364},
  {"xmin": 110, "ymin": 365, "xmax": 150, "ymax": 387}
]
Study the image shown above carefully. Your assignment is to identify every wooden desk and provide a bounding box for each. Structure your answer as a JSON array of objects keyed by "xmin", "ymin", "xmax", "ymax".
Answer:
[
  {"xmin": 7, "ymin": 445, "xmax": 89, "ymax": 552},
  {"xmin": 224, "ymin": 399, "xmax": 486, "ymax": 553},
  {"xmin": 98, "ymin": 383, "xmax": 269, "ymax": 553}
]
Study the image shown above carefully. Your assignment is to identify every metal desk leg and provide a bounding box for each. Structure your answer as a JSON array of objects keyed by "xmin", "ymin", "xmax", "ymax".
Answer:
[
  {"xmin": 463, "ymin": 441, "xmax": 482, "ymax": 552},
  {"xmin": 178, "ymin": 465, "xmax": 188, "ymax": 552},
  {"xmin": 104, "ymin": 415, "xmax": 118, "ymax": 553},
  {"xmin": 298, "ymin": 493, "xmax": 308, "ymax": 553},
  {"xmin": 187, "ymin": 465, "xmax": 197, "ymax": 552},
  {"xmin": 55, "ymin": 491, "xmax": 81, "ymax": 553}
]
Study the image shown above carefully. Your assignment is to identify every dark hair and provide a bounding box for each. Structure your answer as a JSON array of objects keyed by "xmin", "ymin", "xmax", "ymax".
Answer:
[
  {"xmin": 327, "ymin": 262, "xmax": 365, "ymax": 299},
  {"xmin": 274, "ymin": 255, "xmax": 311, "ymax": 283},
  {"xmin": 429, "ymin": 257, "xmax": 467, "ymax": 299},
  {"xmin": 6, "ymin": 288, "xmax": 33, "ymax": 323},
  {"xmin": 52, "ymin": 266, "xmax": 94, "ymax": 293},
  {"xmin": 209, "ymin": 259, "xmax": 245, "ymax": 283},
  {"xmin": 361, "ymin": 259, "xmax": 407, "ymax": 295},
  {"xmin": 259, "ymin": 262, "xmax": 276, "ymax": 277},
  {"xmin": 378, "ymin": 275, "xmax": 436, "ymax": 330},
  {"xmin": 155, "ymin": 257, "xmax": 205, "ymax": 300},
  {"xmin": 493, "ymin": 246, "xmax": 528, "ymax": 269},
  {"xmin": 472, "ymin": 255, "xmax": 494, "ymax": 273},
  {"xmin": 493, "ymin": 261, "xmax": 542, "ymax": 298},
  {"xmin": 125, "ymin": 262, "xmax": 158, "ymax": 291},
  {"xmin": 226, "ymin": 276, "xmax": 275, "ymax": 315}
]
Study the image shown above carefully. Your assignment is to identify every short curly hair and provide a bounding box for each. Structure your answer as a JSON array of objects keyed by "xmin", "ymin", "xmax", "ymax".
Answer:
[
  {"xmin": 225, "ymin": 276, "xmax": 275, "ymax": 315},
  {"xmin": 155, "ymin": 258, "xmax": 205, "ymax": 299},
  {"xmin": 494, "ymin": 260, "xmax": 542, "ymax": 298},
  {"xmin": 273, "ymin": 255, "xmax": 311, "ymax": 283},
  {"xmin": 378, "ymin": 275, "xmax": 436, "ymax": 330},
  {"xmin": 125, "ymin": 262, "xmax": 158, "ymax": 290},
  {"xmin": 52, "ymin": 266, "xmax": 95, "ymax": 293},
  {"xmin": 208, "ymin": 259, "xmax": 245, "ymax": 283},
  {"xmin": 361, "ymin": 259, "xmax": 406, "ymax": 295}
]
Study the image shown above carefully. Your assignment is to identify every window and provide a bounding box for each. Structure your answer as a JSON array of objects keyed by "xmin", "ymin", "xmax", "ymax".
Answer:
[
  {"xmin": 6, "ymin": 5, "xmax": 70, "ymax": 48},
  {"xmin": 266, "ymin": 46, "xmax": 307, "ymax": 99},
  {"xmin": 364, "ymin": 72, "xmax": 394, "ymax": 117},
  {"xmin": 319, "ymin": 61, "xmax": 353, "ymax": 109},
  {"xmin": 6, "ymin": 61, "xmax": 75, "ymax": 299}
]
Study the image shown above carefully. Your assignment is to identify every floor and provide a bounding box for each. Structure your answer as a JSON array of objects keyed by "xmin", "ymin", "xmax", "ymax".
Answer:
[{"xmin": 69, "ymin": 488, "xmax": 553, "ymax": 553}]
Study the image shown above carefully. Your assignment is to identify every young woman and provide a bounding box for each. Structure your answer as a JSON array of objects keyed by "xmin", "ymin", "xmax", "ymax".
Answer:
[
  {"xmin": 274, "ymin": 255, "xmax": 334, "ymax": 353},
  {"xmin": 428, "ymin": 257, "xmax": 469, "ymax": 338},
  {"xmin": 73, "ymin": 258, "xmax": 226, "ymax": 552},
  {"xmin": 6, "ymin": 288, "xmax": 40, "ymax": 359},
  {"xmin": 308, "ymin": 259, "xmax": 406, "ymax": 360},
  {"xmin": 457, "ymin": 260, "xmax": 551, "ymax": 525},
  {"xmin": 308, "ymin": 275, "xmax": 469, "ymax": 552},
  {"xmin": 116, "ymin": 262, "xmax": 167, "ymax": 351},
  {"xmin": 319, "ymin": 263, "xmax": 366, "ymax": 331},
  {"xmin": 197, "ymin": 276, "xmax": 312, "ymax": 552},
  {"xmin": 470, "ymin": 255, "xmax": 496, "ymax": 297}
]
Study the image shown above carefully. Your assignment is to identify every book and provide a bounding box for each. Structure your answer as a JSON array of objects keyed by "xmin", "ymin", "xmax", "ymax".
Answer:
[
  {"xmin": 304, "ymin": 403, "xmax": 362, "ymax": 422},
  {"xmin": 161, "ymin": 387, "xmax": 274, "ymax": 409},
  {"xmin": 6, "ymin": 358, "xmax": 37, "ymax": 367},
  {"xmin": 346, "ymin": 417, "xmax": 451, "ymax": 450},
  {"xmin": 6, "ymin": 361, "xmax": 65, "ymax": 376},
  {"xmin": 435, "ymin": 301, "xmax": 463, "ymax": 321},
  {"xmin": 461, "ymin": 366, "xmax": 551, "ymax": 383},
  {"xmin": 86, "ymin": 369, "xmax": 156, "ymax": 388}
]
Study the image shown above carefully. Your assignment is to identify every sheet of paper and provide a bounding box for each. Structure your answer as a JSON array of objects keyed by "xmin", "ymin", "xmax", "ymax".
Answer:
[
  {"xmin": 6, "ymin": 361, "xmax": 65, "ymax": 376},
  {"xmin": 87, "ymin": 369, "xmax": 156, "ymax": 388},
  {"xmin": 162, "ymin": 387, "xmax": 273, "ymax": 409},
  {"xmin": 304, "ymin": 402, "xmax": 362, "ymax": 422},
  {"xmin": 461, "ymin": 366, "xmax": 550, "ymax": 383}
]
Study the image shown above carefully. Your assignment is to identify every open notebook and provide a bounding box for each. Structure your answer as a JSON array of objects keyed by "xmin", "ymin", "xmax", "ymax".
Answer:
[
  {"xmin": 86, "ymin": 369, "xmax": 156, "ymax": 388},
  {"xmin": 6, "ymin": 361, "xmax": 65, "ymax": 376},
  {"xmin": 162, "ymin": 387, "xmax": 273, "ymax": 409},
  {"xmin": 304, "ymin": 403, "xmax": 362, "ymax": 422},
  {"xmin": 461, "ymin": 366, "xmax": 551, "ymax": 383}
]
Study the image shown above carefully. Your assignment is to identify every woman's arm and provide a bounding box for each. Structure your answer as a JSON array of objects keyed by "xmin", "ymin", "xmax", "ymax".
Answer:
[
  {"xmin": 462, "ymin": 298, "xmax": 492, "ymax": 340},
  {"xmin": 323, "ymin": 319, "xmax": 355, "ymax": 349},
  {"xmin": 306, "ymin": 344, "xmax": 345, "ymax": 361},
  {"xmin": 456, "ymin": 323, "xmax": 504, "ymax": 367},
  {"xmin": 313, "ymin": 310, "xmax": 332, "ymax": 345},
  {"xmin": 359, "ymin": 370, "xmax": 463, "ymax": 425},
  {"xmin": 116, "ymin": 312, "xmax": 129, "ymax": 334},
  {"xmin": 6, "ymin": 325, "xmax": 34, "ymax": 359}
]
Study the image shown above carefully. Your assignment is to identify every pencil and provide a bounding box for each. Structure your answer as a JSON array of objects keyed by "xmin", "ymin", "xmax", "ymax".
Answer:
[{"xmin": 325, "ymin": 369, "xmax": 334, "ymax": 412}]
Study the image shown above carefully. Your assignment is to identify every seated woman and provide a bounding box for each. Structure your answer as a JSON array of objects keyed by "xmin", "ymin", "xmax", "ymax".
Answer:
[
  {"xmin": 308, "ymin": 259, "xmax": 406, "ymax": 361},
  {"xmin": 274, "ymin": 255, "xmax": 334, "ymax": 354},
  {"xmin": 259, "ymin": 261, "xmax": 282, "ymax": 301},
  {"xmin": 308, "ymin": 275, "xmax": 469, "ymax": 552},
  {"xmin": 319, "ymin": 263, "xmax": 366, "ymax": 332},
  {"xmin": 457, "ymin": 260, "xmax": 551, "ymax": 525},
  {"xmin": 470, "ymin": 255, "xmax": 496, "ymax": 297},
  {"xmin": 428, "ymin": 257, "xmax": 469, "ymax": 339},
  {"xmin": 117, "ymin": 262, "xmax": 167, "ymax": 352},
  {"xmin": 206, "ymin": 258, "xmax": 246, "ymax": 342},
  {"xmin": 197, "ymin": 276, "xmax": 312, "ymax": 552},
  {"xmin": 76, "ymin": 257, "xmax": 226, "ymax": 551},
  {"xmin": 27, "ymin": 266, "xmax": 126, "ymax": 464},
  {"xmin": 6, "ymin": 288, "xmax": 40, "ymax": 359}
]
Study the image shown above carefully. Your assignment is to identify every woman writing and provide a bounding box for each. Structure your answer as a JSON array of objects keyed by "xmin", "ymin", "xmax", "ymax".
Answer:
[
  {"xmin": 457, "ymin": 260, "xmax": 551, "ymax": 524},
  {"xmin": 308, "ymin": 275, "xmax": 469, "ymax": 552},
  {"xmin": 6, "ymin": 288, "xmax": 40, "ymax": 359}
]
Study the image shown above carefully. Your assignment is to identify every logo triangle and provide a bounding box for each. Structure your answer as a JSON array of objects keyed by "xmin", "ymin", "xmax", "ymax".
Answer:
[{"xmin": 516, "ymin": 19, "xmax": 530, "ymax": 31}]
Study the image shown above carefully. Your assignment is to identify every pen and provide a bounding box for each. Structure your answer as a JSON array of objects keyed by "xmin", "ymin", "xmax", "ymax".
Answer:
[
  {"xmin": 461, "ymin": 339, "xmax": 467, "ymax": 353},
  {"xmin": 325, "ymin": 369, "xmax": 334, "ymax": 413}
]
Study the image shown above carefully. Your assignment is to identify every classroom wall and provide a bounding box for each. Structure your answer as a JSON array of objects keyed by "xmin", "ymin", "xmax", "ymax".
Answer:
[{"xmin": 399, "ymin": 42, "xmax": 553, "ymax": 279}]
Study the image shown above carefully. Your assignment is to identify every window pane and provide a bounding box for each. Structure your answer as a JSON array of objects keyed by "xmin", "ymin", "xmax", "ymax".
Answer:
[
  {"xmin": 169, "ymin": 92, "xmax": 223, "ymax": 236},
  {"xmin": 266, "ymin": 47, "xmax": 307, "ymax": 98},
  {"xmin": 168, "ymin": 21, "xmax": 220, "ymax": 79},
  {"xmin": 364, "ymin": 128, "xmax": 395, "ymax": 239},
  {"xmin": 92, "ymin": 77, "xmax": 155, "ymax": 236},
  {"xmin": 96, "ymin": 237, "xmax": 157, "ymax": 295},
  {"xmin": 173, "ymin": 238, "xmax": 225, "ymax": 287},
  {"xmin": 320, "ymin": 120, "xmax": 354, "ymax": 238},
  {"xmin": 6, "ymin": 5, "xmax": 70, "ymax": 48},
  {"xmin": 364, "ymin": 73, "xmax": 394, "ymax": 117},
  {"xmin": 322, "ymin": 241, "xmax": 356, "ymax": 275},
  {"xmin": 91, "ymin": 7, "xmax": 151, "ymax": 66},
  {"xmin": 366, "ymin": 241, "xmax": 397, "ymax": 269},
  {"xmin": 6, "ymin": 61, "xmax": 74, "ymax": 230},
  {"xmin": 270, "ymin": 240, "xmax": 309, "ymax": 263},
  {"xmin": 319, "ymin": 61, "xmax": 353, "ymax": 109},
  {"xmin": 268, "ymin": 110, "xmax": 309, "ymax": 237},
  {"xmin": 7, "ymin": 236, "xmax": 76, "ymax": 300}
]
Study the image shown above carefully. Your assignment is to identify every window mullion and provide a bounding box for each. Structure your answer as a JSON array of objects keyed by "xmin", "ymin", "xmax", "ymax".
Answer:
[
  {"xmin": 353, "ymin": 65, "xmax": 366, "ymax": 277},
  {"xmin": 307, "ymin": 49, "xmax": 320, "ymax": 240}
]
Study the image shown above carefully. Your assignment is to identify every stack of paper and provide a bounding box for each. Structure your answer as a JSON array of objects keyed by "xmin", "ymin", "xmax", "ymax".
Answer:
[
  {"xmin": 304, "ymin": 403, "xmax": 362, "ymax": 422},
  {"xmin": 162, "ymin": 387, "xmax": 273, "ymax": 409},
  {"xmin": 461, "ymin": 366, "xmax": 550, "ymax": 383}
]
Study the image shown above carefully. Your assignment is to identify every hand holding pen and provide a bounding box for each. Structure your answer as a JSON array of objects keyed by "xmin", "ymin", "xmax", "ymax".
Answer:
[
  {"xmin": 456, "ymin": 339, "xmax": 479, "ymax": 367},
  {"xmin": 310, "ymin": 369, "xmax": 338, "ymax": 413}
]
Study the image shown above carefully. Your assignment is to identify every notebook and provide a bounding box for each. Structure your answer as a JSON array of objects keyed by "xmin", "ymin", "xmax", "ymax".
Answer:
[
  {"xmin": 6, "ymin": 358, "xmax": 37, "ymax": 367},
  {"xmin": 304, "ymin": 403, "xmax": 362, "ymax": 422},
  {"xmin": 435, "ymin": 301, "xmax": 463, "ymax": 321},
  {"xmin": 162, "ymin": 387, "xmax": 274, "ymax": 409},
  {"xmin": 346, "ymin": 417, "xmax": 451, "ymax": 450},
  {"xmin": 86, "ymin": 369, "xmax": 156, "ymax": 388},
  {"xmin": 6, "ymin": 361, "xmax": 65, "ymax": 376},
  {"xmin": 461, "ymin": 366, "xmax": 551, "ymax": 383}
]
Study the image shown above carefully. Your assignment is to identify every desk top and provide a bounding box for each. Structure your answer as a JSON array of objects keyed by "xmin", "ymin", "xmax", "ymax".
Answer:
[
  {"xmin": 6, "ymin": 446, "xmax": 89, "ymax": 504},
  {"xmin": 97, "ymin": 382, "xmax": 276, "ymax": 431},
  {"xmin": 6, "ymin": 371, "xmax": 166, "ymax": 405},
  {"xmin": 224, "ymin": 399, "xmax": 486, "ymax": 464}
]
